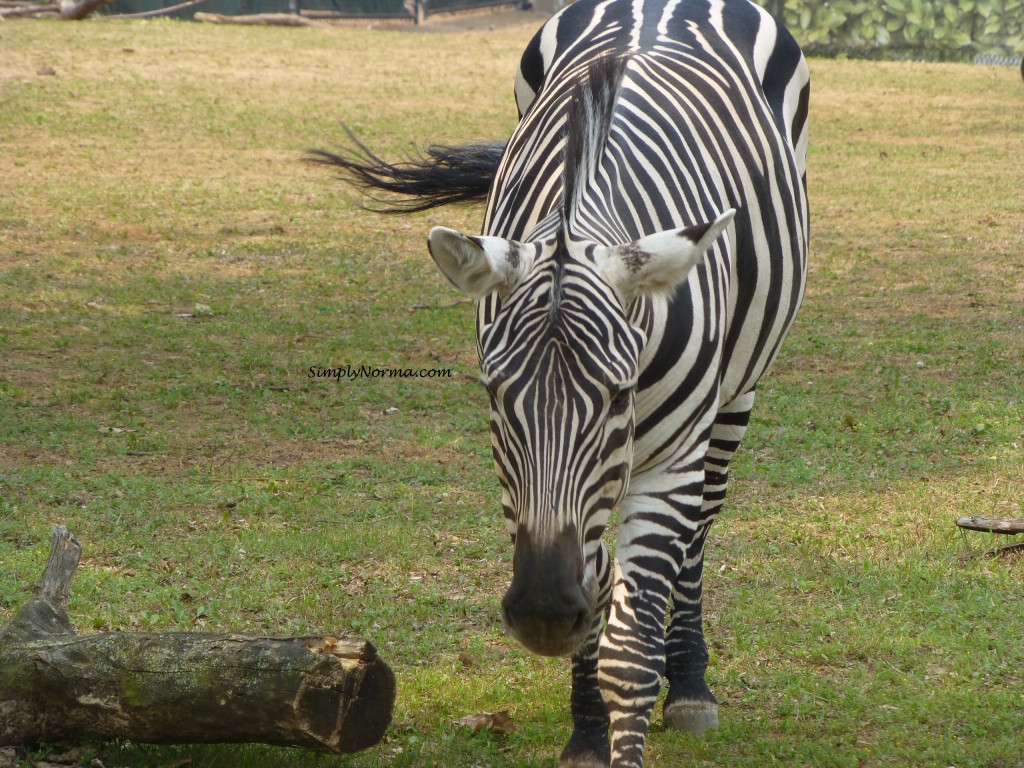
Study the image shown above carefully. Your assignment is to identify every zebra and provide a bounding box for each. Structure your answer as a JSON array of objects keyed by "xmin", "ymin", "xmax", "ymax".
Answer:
[{"xmin": 314, "ymin": 0, "xmax": 809, "ymax": 765}]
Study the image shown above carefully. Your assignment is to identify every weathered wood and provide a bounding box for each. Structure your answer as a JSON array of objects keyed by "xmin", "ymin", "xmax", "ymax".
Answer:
[
  {"xmin": 0, "ymin": 632, "xmax": 394, "ymax": 752},
  {"xmin": 956, "ymin": 516, "xmax": 1024, "ymax": 535},
  {"xmin": 107, "ymin": 0, "xmax": 211, "ymax": 18},
  {"xmin": 0, "ymin": 525, "xmax": 80, "ymax": 642},
  {"xmin": 0, "ymin": 0, "xmax": 115, "ymax": 18},
  {"xmin": 193, "ymin": 11, "xmax": 326, "ymax": 25},
  {"xmin": 0, "ymin": 4, "xmax": 60, "ymax": 17},
  {"xmin": 58, "ymin": 0, "xmax": 112, "ymax": 17},
  {"xmin": 0, "ymin": 527, "xmax": 394, "ymax": 755}
]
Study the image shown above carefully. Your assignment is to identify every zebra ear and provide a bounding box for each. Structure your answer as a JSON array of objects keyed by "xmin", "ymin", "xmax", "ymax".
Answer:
[
  {"xmin": 596, "ymin": 209, "xmax": 736, "ymax": 302},
  {"xmin": 428, "ymin": 227, "xmax": 533, "ymax": 299}
]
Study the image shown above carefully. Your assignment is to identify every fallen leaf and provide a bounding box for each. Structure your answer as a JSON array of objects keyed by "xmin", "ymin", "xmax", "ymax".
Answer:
[
  {"xmin": 342, "ymin": 576, "xmax": 367, "ymax": 596},
  {"xmin": 453, "ymin": 710, "xmax": 515, "ymax": 735}
]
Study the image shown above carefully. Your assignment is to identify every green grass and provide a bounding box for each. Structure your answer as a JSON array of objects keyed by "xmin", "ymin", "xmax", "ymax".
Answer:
[{"xmin": 2, "ymin": 17, "xmax": 1023, "ymax": 768}]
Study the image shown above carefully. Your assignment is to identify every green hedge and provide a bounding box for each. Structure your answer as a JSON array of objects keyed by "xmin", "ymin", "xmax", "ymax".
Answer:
[{"xmin": 758, "ymin": 0, "xmax": 1024, "ymax": 60}]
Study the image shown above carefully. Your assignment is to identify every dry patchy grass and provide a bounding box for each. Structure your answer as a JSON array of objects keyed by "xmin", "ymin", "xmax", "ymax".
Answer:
[{"xmin": 1, "ymin": 16, "xmax": 1023, "ymax": 768}]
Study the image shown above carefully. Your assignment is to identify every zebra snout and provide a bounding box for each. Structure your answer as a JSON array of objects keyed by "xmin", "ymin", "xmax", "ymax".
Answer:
[{"xmin": 501, "ymin": 527, "xmax": 593, "ymax": 657}]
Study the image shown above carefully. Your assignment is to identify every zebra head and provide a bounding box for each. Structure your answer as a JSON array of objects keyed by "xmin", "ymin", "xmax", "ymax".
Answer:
[{"xmin": 428, "ymin": 209, "xmax": 734, "ymax": 656}]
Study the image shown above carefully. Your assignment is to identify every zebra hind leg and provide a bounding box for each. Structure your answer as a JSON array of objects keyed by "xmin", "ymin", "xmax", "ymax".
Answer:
[
  {"xmin": 663, "ymin": 392, "xmax": 755, "ymax": 735},
  {"xmin": 560, "ymin": 543, "xmax": 612, "ymax": 768}
]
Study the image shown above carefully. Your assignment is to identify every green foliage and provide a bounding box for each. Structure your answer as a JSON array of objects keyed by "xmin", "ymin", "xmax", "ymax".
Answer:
[{"xmin": 758, "ymin": 0, "xmax": 1024, "ymax": 59}]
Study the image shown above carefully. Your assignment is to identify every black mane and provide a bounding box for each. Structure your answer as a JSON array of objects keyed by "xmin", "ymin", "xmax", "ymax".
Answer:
[{"xmin": 560, "ymin": 54, "xmax": 629, "ymax": 238}]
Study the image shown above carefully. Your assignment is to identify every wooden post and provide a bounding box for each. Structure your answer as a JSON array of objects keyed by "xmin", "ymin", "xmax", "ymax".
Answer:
[{"xmin": 0, "ymin": 527, "xmax": 394, "ymax": 754}]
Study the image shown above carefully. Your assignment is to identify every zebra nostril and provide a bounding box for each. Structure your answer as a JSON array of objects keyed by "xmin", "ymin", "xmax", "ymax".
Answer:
[{"xmin": 570, "ymin": 606, "xmax": 591, "ymax": 639}]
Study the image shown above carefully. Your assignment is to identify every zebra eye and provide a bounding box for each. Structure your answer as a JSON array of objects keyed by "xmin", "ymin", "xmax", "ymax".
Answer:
[{"xmin": 609, "ymin": 388, "xmax": 632, "ymax": 412}]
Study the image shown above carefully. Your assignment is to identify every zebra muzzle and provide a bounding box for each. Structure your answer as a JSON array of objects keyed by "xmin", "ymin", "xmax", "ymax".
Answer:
[{"xmin": 501, "ymin": 526, "xmax": 594, "ymax": 657}]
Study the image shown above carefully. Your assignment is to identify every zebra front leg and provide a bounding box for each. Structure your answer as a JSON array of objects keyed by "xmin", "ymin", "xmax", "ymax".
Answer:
[
  {"xmin": 598, "ymin": 467, "xmax": 707, "ymax": 768},
  {"xmin": 599, "ymin": 560, "xmax": 672, "ymax": 768},
  {"xmin": 664, "ymin": 391, "xmax": 754, "ymax": 735},
  {"xmin": 663, "ymin": 524, "xmax": 718, "ymax": 734},
  {"xmin": 561, "ymin": 543, "xmax": 612, "ymax": 768}
]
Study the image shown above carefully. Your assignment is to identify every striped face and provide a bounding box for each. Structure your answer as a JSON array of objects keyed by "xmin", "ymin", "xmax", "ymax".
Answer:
[
  {"xmin": 427, "ymin": 210, "xmax": 734, "ymax": 656},
  {"xmin": 480, "ymin": 248, "xmax": 642, "ymax": 657}
]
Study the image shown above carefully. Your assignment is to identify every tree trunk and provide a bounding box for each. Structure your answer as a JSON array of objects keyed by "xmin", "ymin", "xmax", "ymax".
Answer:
[{"xmin": 0, "ymin": 527, "xmax": 394, "ymax": 755}]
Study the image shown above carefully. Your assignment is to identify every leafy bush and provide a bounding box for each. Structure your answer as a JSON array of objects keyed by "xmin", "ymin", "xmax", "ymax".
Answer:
[{"xmin": 758, "ymin": 0, "xmax": 1024, "ymax": 60}]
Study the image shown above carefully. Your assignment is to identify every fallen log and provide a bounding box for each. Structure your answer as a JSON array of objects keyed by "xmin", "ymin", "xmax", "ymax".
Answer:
[
  {"xmin": 955, "ymin": 516, "xmax": 1024, "ymax": 535},
  {"xmin": 56, "ymin": 0, "xmax": 112, "ymax": 18},
  {"xmin": 0, "ymin": 526, "xmax": 394, "ymax": 754},
  {"xmin": 107, "ymin": 0, "xmax": 210, "ymax": 18},
  {"xmin": 0, "ymin": 0, "xmax": 111, "ymax": 17},
  {"xmin": 193, "ymin": 11, "xmax": 326, "ymax": 25},
  {"xmin": 0, "ymin": 4, "xmax": 60, "ymax": 17}
]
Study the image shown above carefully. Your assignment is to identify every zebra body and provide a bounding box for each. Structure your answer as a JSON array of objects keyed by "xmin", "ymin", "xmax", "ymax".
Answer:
[{"xmin": 318, "ymin": 0, "xmax": 808, "ymax": 764}]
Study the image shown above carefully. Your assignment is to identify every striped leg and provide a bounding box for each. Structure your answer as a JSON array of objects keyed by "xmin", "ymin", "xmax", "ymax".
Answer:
[
  {"xmin": 599, "ymin": 453, "xmax": 710, "ymax": 768},
  {"xmin": 560, "ymin": 543, "xmax": 613, "ymax": 768},
  {"xmin": 663, "ymin": 391, "xmax": 755, "ymax": 734}
]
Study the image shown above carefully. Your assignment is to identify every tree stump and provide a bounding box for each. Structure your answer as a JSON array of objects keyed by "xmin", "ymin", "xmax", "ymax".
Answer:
[{"xmin": 0, "ymin": 526, "xmax": 394, "ymax": 754}]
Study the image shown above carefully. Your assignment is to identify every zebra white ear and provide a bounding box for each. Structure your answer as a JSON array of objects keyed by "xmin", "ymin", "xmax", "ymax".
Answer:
[
  {"xmin": 596, "ymin": 209, "xmax": 736, "ymax": 303},
  {"xmin": 428, "ymin": 227, "xmax": 533, "ymax": 299}
]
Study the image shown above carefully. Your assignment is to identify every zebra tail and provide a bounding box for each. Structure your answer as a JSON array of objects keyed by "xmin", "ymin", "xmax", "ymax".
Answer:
[{"xmin": 309, "ymin": 126, "xmax": 506, "ymax": 214}]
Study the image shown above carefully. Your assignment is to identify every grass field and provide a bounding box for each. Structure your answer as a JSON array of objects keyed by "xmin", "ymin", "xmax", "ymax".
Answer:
[{"xmin": 2, "ymin": 14, "xmax": 1023, "ymax": 768}]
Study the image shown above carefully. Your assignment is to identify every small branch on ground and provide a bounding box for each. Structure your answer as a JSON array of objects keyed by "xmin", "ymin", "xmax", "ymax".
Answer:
[
  {"xmin": 106, "ymin": 0, "xmax": 209, "ymax": 18},
  {"xmin": 193, "ymin": 11, "xmax": 326, "ymax": 25},
  {"xmin": 956, "ymin": 516, "xmax": 1024, "ymax": 535}
]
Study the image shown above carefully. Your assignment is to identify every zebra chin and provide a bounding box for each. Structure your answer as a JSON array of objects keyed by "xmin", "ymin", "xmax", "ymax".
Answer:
[{"xmin": 500, "ymin": 526, "xmax": 597, "ymax": 657}]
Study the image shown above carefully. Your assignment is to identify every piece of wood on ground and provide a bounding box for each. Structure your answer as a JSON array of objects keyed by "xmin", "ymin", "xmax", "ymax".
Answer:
[
  {"xmin": 0, "ymin": 0, "xmax": 112, "ymax": 18},
  {"xmin": 0, "ymin": 526, "xmax": 394, "ymax": 755},
  {"xmin": 106, "ymin": 0, "xmax": 209, "ymax": 18},
  {"xmin": 0, "ymin": 3, "xmax": 60, "ymax": 17},
  {"xmin": 955, "ymin": 516, "xmax": 1024, "ymax": 535},
  {"xmin": 56, "ymin": 0, "xmax": 112, "ymax": 17},
  {"xmin": 193, "ymin": 11, "xmax": 326, "ymax": 26}
]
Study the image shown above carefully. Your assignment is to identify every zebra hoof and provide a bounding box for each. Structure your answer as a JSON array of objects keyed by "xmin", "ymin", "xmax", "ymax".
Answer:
[
  {"xmin": 559, "ymin": 756, "xmax": 610, "ymax": 768},
  {"xmin": 663, "ymin": 698, "xmax": 719, "ymax": 735},
  {"xmin": 559, "ymin": 725, "xmax": 610, "ymax": 768}
]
